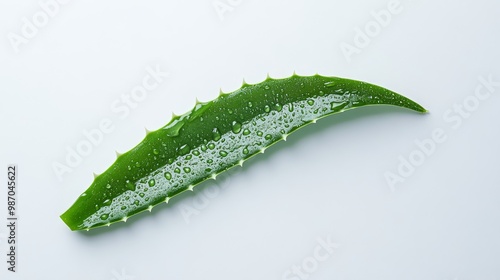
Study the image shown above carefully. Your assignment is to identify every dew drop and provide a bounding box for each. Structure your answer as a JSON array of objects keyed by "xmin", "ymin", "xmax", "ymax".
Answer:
[
  {"xmin": 134, "ymin": 200, "xmax": 140, "ymax": 206},
  {"xmin": 185, "ymin": 155, "xmax": 192, "ymax": 160},
  {"xmin": 193, "ymin": 150, "xmax": 200, "ymax": 156},
  {"xmin": 228, "ymin": 109, "xmax": 234, "ymax": 114},
  {"xmin": 330, "ymin": 102, "xmax": 345, "ymax": 110},
  {"xmin": 275, "ymin": 103, "xmax": 282, "ymax": 112},
  {"xmin": 178, "ymin": 144, "xmax": 191, "ymax": 155},
  {"xmin": 208, "ymin": 143, "xmax": 215, "ymax": 150},
  {"xmin": 243, "ymin": 129, "xmax": 251, "ymax": 136},
  {"xmin": 265, "ymin": 134, "xmax": 272, "ymax": 140},
  {"xmin": 264, "ymin": 105, "xmax": 271, "ymax": 113},
  {"xmin": 232, "ymin": 121, "xmax": 242, "ymax": 134},
  {"xmin": 257, "ymin": 131, "xmax": 263, "ymax": 137},
  {"xmin": 165, "ymin": 120, "xmax": 185, "ymax": 137},
  {"xmin": 219, "ymin": 151, "xmax": 228, "ymax": 157},
  {"xmin": 139, "ymin": 193, "xmax": 145, "ymax": 198},
  {"xmin": 135, "ymin": 162, "xmax": 141, "ymax": 167},
  {"xmin": 264, "ymin": 85, "xmax": 270, "ymax": 90},
  {"xmin": 100, "ymin": 214, "xmax": 109, "ymax": 220},
  {"xmin": 80, "ymin": 193, "xmax": 87, "ymax": 197},
  {"xmin": 207, "ymin": 159, "xmax": 213, "ymax": 164},
  {"xmin": 148, "ymin": 179, "xmax": 156, "ymax": 187},
  {"xmin": 121, "ymin": 206, "xmax": 127, "ymax": 210},
  {"xmin": 243, "ymin": 147, "xmax": 249, "ymax": 155},
  {"xmin": 325, "ymin": 81, "xmax": 336, "ymax": 87},
  {"xmin": 184, "ymin": 167, "xmax": 191, "ymax": 173},
  {"xmin": 127, "ymin": 165, "xmax": 132, "ymax": 171},
  {"xmin": 174, "ymin": 168, "xmax": 181, "ymax": 174},
  {"xmin": 201, "ymin": 144, "xmax": 208, "ymax": 151},
  {"xmin": 106, "ymin": 184, "xmax": 112, "ymax": 189},
  {"xmin": 164, "ymin": 172, "xmax": 172, "ymax": 180},
  {"xmin": 103, "ymin": 199, "xmax": 111, "ymax": 206},
  {"xmin": 248, "ymin": 101, "xmax": 253, "ymax": 108},
  {"xmin": 153, "ymin": 149, "xmax": 159, "ymax": 155},
  {"xmin": 126, "ymin": 181, "xmax": 136, "ymax": 191},
  {"xmin": 212, "ymin": 128, "xmax": 221, "ymax": 141},
  {"xmin": 288, "ymin": 103, "xmax": 294, "ymax": 112},
  {"xmin": 307, "ymin": 99, "xmax": 315, "ymax": 106}
]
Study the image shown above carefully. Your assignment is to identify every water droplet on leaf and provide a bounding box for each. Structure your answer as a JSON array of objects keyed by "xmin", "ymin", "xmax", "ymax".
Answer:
[
  {"xmin": 219, "ymin": 151, "xmax": 228, "ymax": 157},
  {"xmin": 232, "ymin": 121, "xmax": 242, "ymax": 134},
  {"xmin": 212, "ymin": 128, "xmax": 221, "ymax": 141}
]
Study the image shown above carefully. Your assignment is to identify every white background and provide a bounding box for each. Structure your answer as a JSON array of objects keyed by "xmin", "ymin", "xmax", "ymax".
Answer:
[{"xmin": 1, "ymin": 0, "xmax": 500, "ymax": 279}]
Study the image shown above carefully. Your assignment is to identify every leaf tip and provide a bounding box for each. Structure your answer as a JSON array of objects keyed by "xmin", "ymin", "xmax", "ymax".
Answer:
[{"xmin": 115, "ymin": 151, "xmax": 123, "ymax": 158}]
